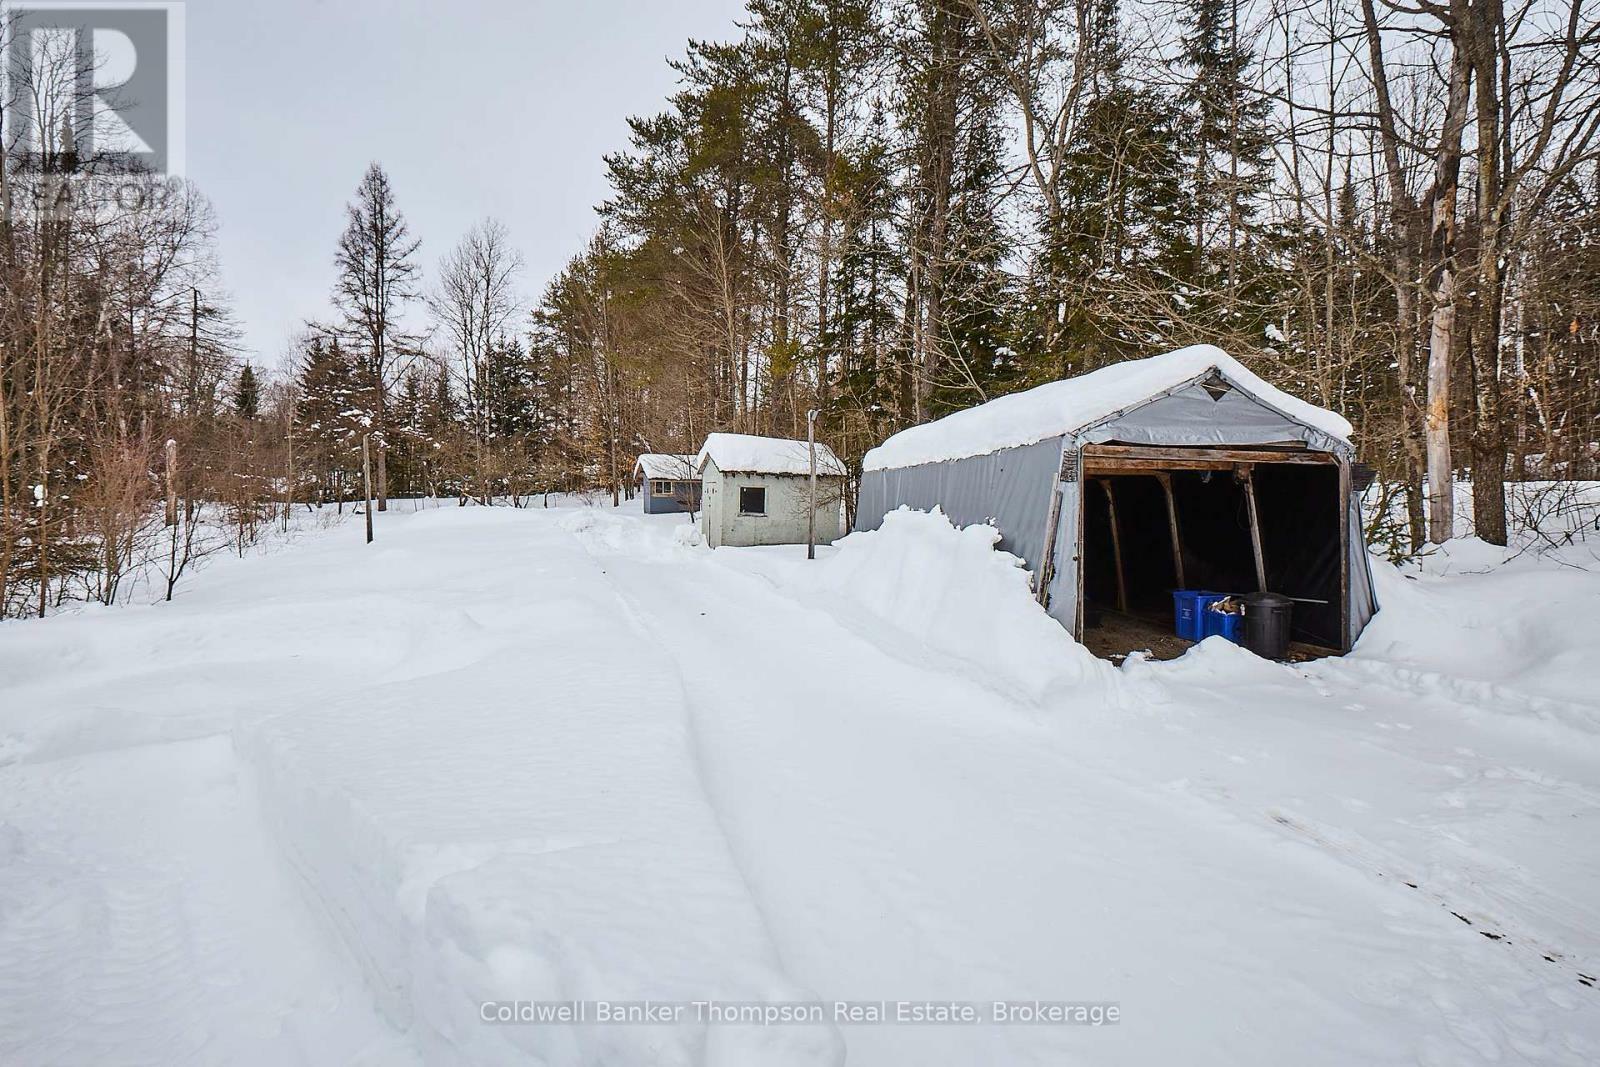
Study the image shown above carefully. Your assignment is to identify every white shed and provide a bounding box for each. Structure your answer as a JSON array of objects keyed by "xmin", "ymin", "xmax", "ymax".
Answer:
[{"xmin": 694, "ymin": 433, "xmax": 848, "ymax": 549}]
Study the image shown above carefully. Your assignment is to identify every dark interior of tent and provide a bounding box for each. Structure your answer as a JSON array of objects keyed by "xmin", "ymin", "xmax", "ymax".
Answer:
[{"xmin": 1079, "ymin": 451, "xmax": 1344, "ymax": 660}]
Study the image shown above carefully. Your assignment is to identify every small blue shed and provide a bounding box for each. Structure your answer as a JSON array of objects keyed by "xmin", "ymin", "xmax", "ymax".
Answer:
[{"xmin": 633, "ymin": 454, "xmax": 701, "ymax": 514}]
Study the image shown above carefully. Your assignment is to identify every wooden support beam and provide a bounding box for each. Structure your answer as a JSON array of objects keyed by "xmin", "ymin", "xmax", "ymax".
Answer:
[
  {"xmin": 1338, "ymin": 458, "xmax": 1351, "ymax": 651},
  {"xmin": 1084, "ymin": 457, "xmax": 1239, "ymax": 475},
  {"xmin": 1240, "ymin": 467, "xmax": 1266, "ymax": 591},
  {"xmin": 1083, "ymin": 444, "xmax": 1335, "ymax": 466},
  {"xmin": 1037, "ymin": 481, "xmax": 1064, "ymax": 608},
  {"xmin": 1098, "ymin": 479, "xmax": 1128, "ymax": 612},
  {"xmin": 1156, "ymin": 472, "xmax": 1185, "ymax": 589}
]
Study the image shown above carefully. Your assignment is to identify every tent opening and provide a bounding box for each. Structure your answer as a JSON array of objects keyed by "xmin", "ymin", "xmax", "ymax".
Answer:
[{"xmin": 1078, "ymin": 447, "xmax": 1344, "ymax": 661}]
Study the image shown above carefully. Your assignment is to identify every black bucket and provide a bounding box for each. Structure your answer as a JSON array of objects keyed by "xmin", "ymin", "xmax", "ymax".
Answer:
[{"xmin": 1242, "ymin": 592, "xmax": 1294, "ymax": 660}]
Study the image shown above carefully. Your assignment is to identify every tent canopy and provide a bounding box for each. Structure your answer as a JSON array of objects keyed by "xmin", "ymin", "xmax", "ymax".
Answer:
[
  {"xmin": 865, "ymin": 345, "xmax": 1351, "ymax": 472},
  {"xmin": 855, "ymin": 346, "xmax": 1377, "ymax": 653}
]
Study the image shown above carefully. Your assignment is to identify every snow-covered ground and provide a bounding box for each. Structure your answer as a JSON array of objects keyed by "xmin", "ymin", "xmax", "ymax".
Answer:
[{"xmin": 2, "ymin": 496, "xmax": 1597, "ymax": 1065}]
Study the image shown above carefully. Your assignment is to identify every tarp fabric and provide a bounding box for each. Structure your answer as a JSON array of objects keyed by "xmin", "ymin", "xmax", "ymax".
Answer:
[
  {"xmin": 1075, "ymin": 379, "xmax": 1352, "ymax": 457},
  {"xmin": 855, "ymin": 435, "xmax": 1066, "ymax": 575},
  {"xmin": 855, "ymin": 369, "xmax": 1377, "ymax": 649}
]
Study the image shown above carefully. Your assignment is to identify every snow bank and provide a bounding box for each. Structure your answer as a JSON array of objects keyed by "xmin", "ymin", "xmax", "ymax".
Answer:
[
  {"xmin": 794, "ymin": 507, "xmax": 1104, "ymax": 702},
  {"xmin": 696, "ymin": 433, "xmax": 847, "ymax": 477},
  {"xmin": 558, "ymin": 506, "xmax": 704, "ymax": 559},
  {"xmin": 863, "ymin": 344, "xmax": 1352, "ymax": 470},
  {"xmin": 1342, "ymin": 543, "xmax": 1600, "ymax": 735}
]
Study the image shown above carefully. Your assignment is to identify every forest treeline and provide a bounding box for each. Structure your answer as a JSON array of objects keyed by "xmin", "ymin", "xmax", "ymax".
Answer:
[{"xmin": 2, "ymin": 0, "xmax": 1598, "ymax": 617}]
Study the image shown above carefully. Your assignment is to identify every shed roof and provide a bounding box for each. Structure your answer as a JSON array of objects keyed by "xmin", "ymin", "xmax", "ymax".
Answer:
[
  {"xmin": 633, "ymin": 454, "xmax": 699, "ymax": 480},
  {"xmin": 862, "ymin": 344, "xmax": 1353, "ymax": 472},
  {"xmin": 695, "ymin": 433, "xmax": 847, "ymax": 477}
]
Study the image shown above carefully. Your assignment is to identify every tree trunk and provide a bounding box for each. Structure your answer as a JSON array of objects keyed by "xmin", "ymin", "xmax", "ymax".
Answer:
[
  {"xmin": 1423, "ymin": 33, "xmax": 1472, "ymax": 544},
  {"xmin": 1464, "ymin": 0, "xmax": 1509, "ymax": 546},
  {"xmin": 1361, "ymin": 27, "xmax": 1428, "ymax": 553}
]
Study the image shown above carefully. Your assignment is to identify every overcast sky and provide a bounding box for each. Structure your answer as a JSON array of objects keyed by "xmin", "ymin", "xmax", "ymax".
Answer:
[{"xmin": 183, "ymin": 0, "xmax": 748, "ymax": 371}]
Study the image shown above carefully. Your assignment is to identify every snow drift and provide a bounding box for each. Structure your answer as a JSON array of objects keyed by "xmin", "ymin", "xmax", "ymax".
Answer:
[
  {"xmin": 792, "ymin": 507, "xmax": 1105, "ymax": 702},
  {"xmin": 1345, "ymin": 539, "xmax": 1600, "ymax": 738}
]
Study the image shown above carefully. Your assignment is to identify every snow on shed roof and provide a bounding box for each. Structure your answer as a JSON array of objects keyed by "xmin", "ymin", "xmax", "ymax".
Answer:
[
  {"xmin": 863, "ymin": 344, "xmax": 1353, "ymax": 471},
  {"xmin": 695, "ymin": 433, "xmax": 848, "ymax": 477},
  {"xmin": 634, "ymin": 453, "xmax": 699, "ymax": 480}
]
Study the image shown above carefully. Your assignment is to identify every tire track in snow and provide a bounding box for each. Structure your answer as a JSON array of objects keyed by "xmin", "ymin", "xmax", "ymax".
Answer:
[
  {"xmin": 0, "ymin": 736, "xmax": 419, "ymax": 1066},
  {"xmin": 560, "ymin": 519, "xmax": 820, "ymax": 1004}
]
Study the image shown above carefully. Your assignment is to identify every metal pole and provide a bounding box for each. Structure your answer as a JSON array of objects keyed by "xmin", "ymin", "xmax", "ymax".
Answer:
[
  {"xmin": 806, "ymin": 409, "xmax": 819, "ymax": 560},
  {"xmin": 362, "ymin": 434, "xmax": 374, "ymax": 544}
]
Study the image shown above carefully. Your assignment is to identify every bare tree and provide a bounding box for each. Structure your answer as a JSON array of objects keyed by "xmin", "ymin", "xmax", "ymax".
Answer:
[{"xmin": 428, "ymin": 218, "xmax": 523, "ymax": 503}]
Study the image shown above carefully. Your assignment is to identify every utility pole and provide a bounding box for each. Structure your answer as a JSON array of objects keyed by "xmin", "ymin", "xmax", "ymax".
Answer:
[
  {"xmin": 362, "ymin": 433, "xmax": 374, "ymax": 544},
  {"xmin": 806, "ymin": 408, "xmax": 818, "ymax": 560}
]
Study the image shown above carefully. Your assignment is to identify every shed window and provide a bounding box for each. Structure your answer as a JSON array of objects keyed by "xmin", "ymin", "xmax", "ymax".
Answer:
[
  {"xmin": 651, "ymin": 479, "xmax": 673, "ymax": 495},
  {"xmin": 738, "ymin": 486, "xmax": 766, "ymax": 515}
]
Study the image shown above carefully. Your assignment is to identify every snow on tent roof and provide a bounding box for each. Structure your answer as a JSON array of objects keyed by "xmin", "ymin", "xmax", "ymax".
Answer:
[
  {"xmin": 695, "ymin": 433, "xmax": 848, "ymax": 477},
  {"xmin": 634, "ymin": 453, "xmax": 699, "ymax": 480},
  {"xmin": 862, "ymin": 344, "xmax": 1353, "ymax": 471}
]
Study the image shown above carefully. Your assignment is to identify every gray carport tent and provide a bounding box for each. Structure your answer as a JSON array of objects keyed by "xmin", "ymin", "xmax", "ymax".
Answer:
[{"xmin": 855, "ymin": 346, "xmax": 1378, "ymax": 652}]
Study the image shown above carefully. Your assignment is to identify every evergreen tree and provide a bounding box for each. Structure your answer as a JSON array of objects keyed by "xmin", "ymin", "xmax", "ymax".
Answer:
[
  {"xmin": 331, "ymin": 162, "xmax": 421, "ymax": 510},
  {"xmin": 927, "ymin": 88, "xmax": 1021, "ymax": 415},
  {"xmin": 234, "ymin": 365, "xmax": 260, "ymax": 419},
  {"xmin": 482, "ymin": 336, "xmax": 538, "ymax": 440},
  {"xmin": 294, "ymin": 337, "xmax": 368, "ymax": 502},
  {"xmin": 1179, "ymin": 0, "xmax": 1273, "ymax": 319},
  {"xmin": 826, "ymin": 113, "xmax": 905, "ymax": 454},
  {"xmin": 1031, "ymin": 0, "xmax": 1193, "ymax": 376}
]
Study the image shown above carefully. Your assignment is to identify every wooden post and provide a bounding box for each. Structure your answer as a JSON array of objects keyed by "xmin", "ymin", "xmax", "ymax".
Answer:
[
  {"xmin": 164, "ymin": 439, "xmax": 178, "ymax": 527},
  {"xmin": 165, "ymin": 439, "xmax": 180, "ymax": 603},
  {"xmin": 1338, "ymin": 458, "xmax": 1352, "ymax": 650},
  {"xmin": 1157, "ymin": 472, "xmax": 1185, "ymax": 589},
  {"xmin": 806, "ymin": 408, "xmax": 818, "ymax": 560},
  {"xmin": 1099, "ymin": 479, "xmax": 1127, "ymax": 613},
  {"xmin": 1037, "ymin": 483, "xmax": 1065, "ymax": 607},
  {"xmin": 1241, "ymin": 466, "xmax": 1267, "ymax": 591},
  {"xmin": 362, "ymin": 434, "xmax": 374, "ymax": 544},
  {"xmin": 282, "ymin": 412, "xmax": 294, "ymax": 534}
]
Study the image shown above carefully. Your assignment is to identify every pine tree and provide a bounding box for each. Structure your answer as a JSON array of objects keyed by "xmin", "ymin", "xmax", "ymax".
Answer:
[
  {"xmin": 294, "ymin": 337, "xmax": 368, "ymax": 503},
  {"xmin": 826, "ymin": 112, "xmax": 905, "ymax": 454},
  {"xmin": 1033, "ymin": 0, "xmax": 1193, "ymax": 375},
  {"xmin": 234, "ymin": 365, "xmax": 260, "ymax": 419},
  {"xmin": 482, "ymin": 336, "xmax": 537, "ymax": 440},
  {"xmin": 331, "ymin": 163, "xmax": 421, "ymax": 511},
  {"xmin": 928, "ymin": 88, "xmax": 1021, "ymax": 415},
  {"xmin": 1179, "ymin": 0, "xmax": 1273, "ymax": 320}
]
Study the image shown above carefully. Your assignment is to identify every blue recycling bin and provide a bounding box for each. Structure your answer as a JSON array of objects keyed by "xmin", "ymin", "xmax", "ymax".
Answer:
[
  {"xmin": 1172, "ymin": 590, "xmax": 1224, "ymax": 641},
  {"xmin": 1201, "ymin": 608, "xmax": 1244, "ymax": 644}
]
